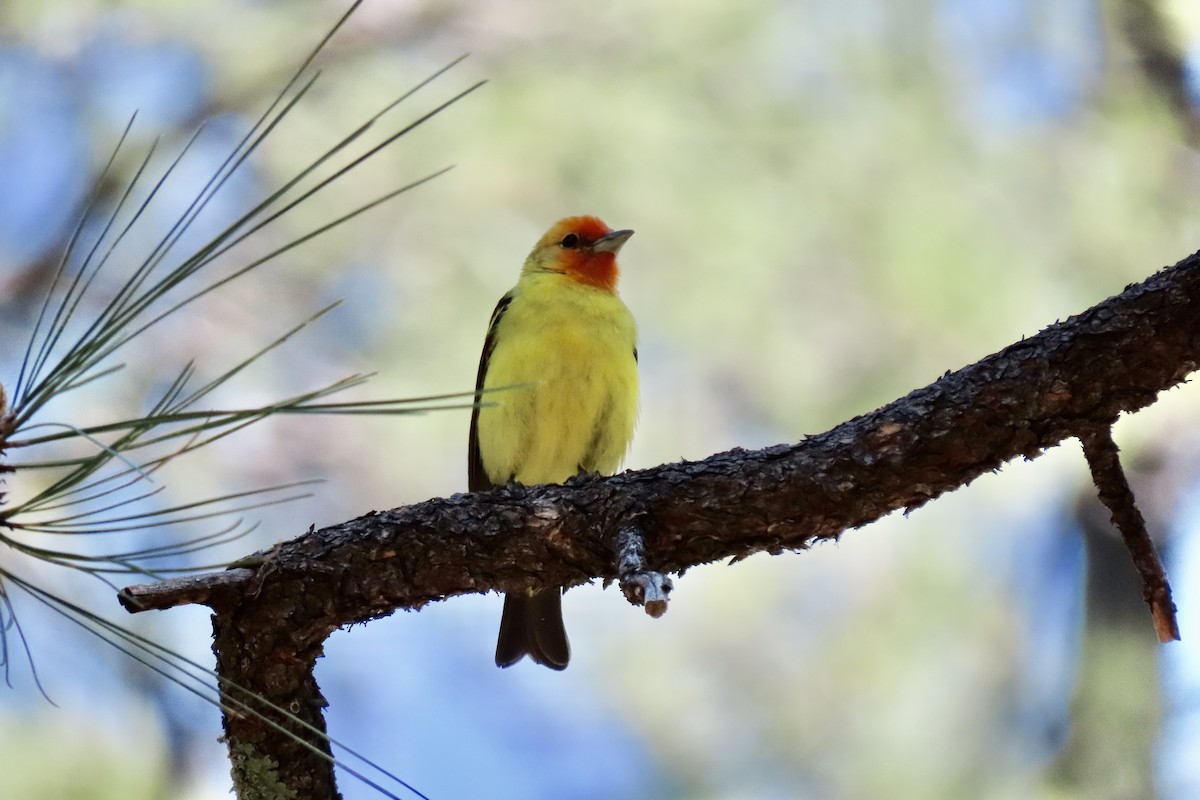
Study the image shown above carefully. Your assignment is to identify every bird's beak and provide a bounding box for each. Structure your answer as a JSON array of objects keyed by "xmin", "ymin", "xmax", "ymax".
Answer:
[{"xmin": 591, "ymin": 229, "xmax": 634, "ymax": 254}]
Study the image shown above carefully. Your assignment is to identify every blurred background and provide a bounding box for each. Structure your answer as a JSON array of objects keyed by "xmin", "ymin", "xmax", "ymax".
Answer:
[{"xmin": 2, "ymin": 0, "xmax": 1200, "ymax": 798}]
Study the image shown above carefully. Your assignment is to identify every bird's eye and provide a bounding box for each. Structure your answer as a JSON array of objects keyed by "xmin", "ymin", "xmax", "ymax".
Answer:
[{"xmin": 560, "ymin": 233, "xmax": 580, "ymax": 249}]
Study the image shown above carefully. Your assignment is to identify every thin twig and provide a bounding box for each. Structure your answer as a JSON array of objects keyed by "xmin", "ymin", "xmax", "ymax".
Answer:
[
  {"xmin": 616, "ymin": 523, "xmax": 672, "ymax": 618},
  {"xmin": 1079, "ymin": 425, "xmax": 1180, "ymax": 643}
]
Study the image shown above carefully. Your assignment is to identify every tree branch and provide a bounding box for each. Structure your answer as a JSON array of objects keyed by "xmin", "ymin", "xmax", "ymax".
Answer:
[
  {"xmin": 119, "ymin": 247, "xmax": 1200, "ymax": 798},
  {"xmin": 1079, "ymin": 425, "xmax": 1180, "ymax": 642},
  {"xmin": 1117, "ymin": 0, "xmax": 1200, "ymax": 147}
]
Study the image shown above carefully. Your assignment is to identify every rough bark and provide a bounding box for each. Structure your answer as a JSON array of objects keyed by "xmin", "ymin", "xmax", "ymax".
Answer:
[
  {"xmin": 214, "ymin": 606, "xmax": 338, "ymax": 800},
  {"xmin": 120, "ymin": 247, "xmax": 1200, "ymax": 798}
]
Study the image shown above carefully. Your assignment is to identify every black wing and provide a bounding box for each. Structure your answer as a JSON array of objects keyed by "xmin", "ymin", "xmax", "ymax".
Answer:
[{"xmin": 468, "ymin": 292, "xmax": 514, "ymax": 492}]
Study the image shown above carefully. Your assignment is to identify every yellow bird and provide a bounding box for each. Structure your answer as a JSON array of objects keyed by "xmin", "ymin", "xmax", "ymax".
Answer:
[{"xmin": 469, "ymin": 215, "xmax": 639, "ymax": 670}]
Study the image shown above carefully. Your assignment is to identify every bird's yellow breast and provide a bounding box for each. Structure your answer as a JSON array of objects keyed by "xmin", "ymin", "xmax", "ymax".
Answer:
[{"xmin": 477, "ymin": 272, "xmax": 638, "ymax": 486}]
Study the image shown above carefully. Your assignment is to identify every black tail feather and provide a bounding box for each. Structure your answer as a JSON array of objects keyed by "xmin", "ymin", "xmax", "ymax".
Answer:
[{"xmin": 495, "ymin": 589, "xmax": 569, "ymax": 670}]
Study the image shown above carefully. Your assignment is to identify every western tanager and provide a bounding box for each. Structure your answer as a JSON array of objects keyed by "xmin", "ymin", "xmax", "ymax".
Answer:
[{"xmin": 469, "ymin": 215, "xmax": 638, "ymax": 670}]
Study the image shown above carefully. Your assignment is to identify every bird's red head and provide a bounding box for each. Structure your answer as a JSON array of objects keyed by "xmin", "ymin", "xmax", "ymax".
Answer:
[{"xmin": 528, "ymin": 215, "xmax": 634, "ymax": 293}]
